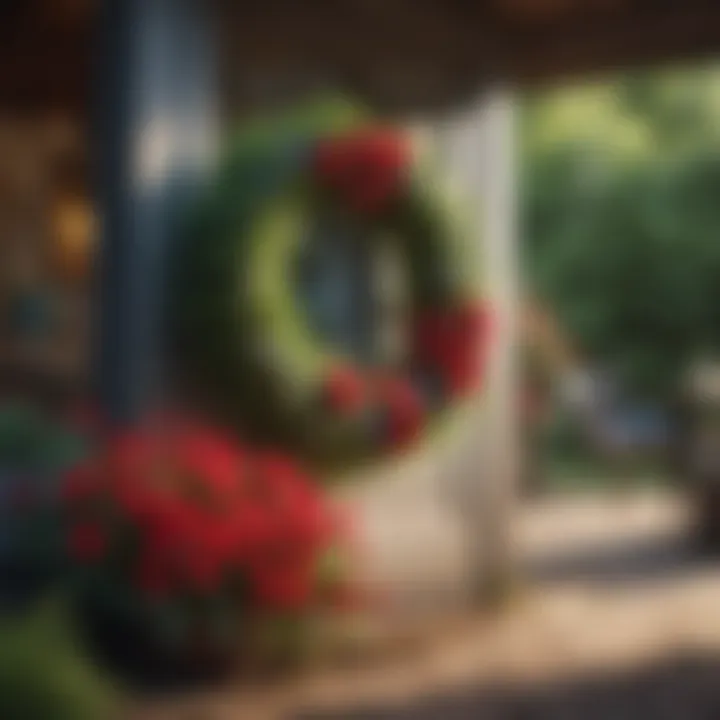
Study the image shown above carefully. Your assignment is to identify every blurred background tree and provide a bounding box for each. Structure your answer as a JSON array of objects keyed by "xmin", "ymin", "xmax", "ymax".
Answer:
[{"xmin": 522, "ymin": 65, "xmax": 720, "ymax": 414}]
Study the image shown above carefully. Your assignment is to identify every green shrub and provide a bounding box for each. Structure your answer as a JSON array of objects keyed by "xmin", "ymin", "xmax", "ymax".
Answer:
[
  {"xmin": 0, "ymin": 601, "xmax": 120, "ymax": 720},
  {"xmin": 0, "ymin": 403, "xmax": 88, "ymax": 609}
]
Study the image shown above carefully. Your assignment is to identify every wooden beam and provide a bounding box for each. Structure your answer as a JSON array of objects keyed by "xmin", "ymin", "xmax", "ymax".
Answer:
[
  {"xmin": 510, "ymin": 0, "xmax": 720, "ymax": 85},
  {"xmin": 4, "ymin": 1, "xmax": 720, "ymax": 118},
  {"xmin": 0, "ymin": 0, "xmax": 92, "ymax": 116}
]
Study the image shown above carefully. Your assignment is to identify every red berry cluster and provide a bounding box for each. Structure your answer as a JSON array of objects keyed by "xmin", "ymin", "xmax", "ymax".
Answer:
[
  {"xmin": 413, "ymin": 303, "xmax": 491, "ymax": 397},
  {"xmin": 314, "ymin": 128, "xmax": 409, "ymax": 214},
  {"xmin": 324, "ymin": 365, "xmax": 367, "ymax": 416},
  {"xmin": 376, "ymin": 375, "xmax": 426, "ymax": 448},
  {"xmin": 322, "ymin": 363, "xmax": 426, "ymax": 450},
  {"xmin": 62, "ymin": 420, "xmax": 344, "ymax": 611},
  {"xmin": 320, "ymin": 304, "xmax": 489, "ymax": 452}
]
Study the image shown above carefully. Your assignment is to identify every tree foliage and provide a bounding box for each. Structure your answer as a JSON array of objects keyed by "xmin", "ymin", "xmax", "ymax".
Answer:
[{"xmin": 522, "ymin": 66, "xmax": 720, "ymax": 404}]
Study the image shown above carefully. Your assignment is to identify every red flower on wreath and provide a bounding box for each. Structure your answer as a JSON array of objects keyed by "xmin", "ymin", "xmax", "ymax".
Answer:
[
  {"xmin": 413, "ymin": 302, "xmax": 491, "ymax": 397},
  {"xmin": 314, "ymin": 128, "xmax": 410, "ymax": 214},
  {"xmin": 324, "ymin": 364, "xmax": 367, "ymax": 416},
  {"xmin": 376, "ymin": 375, "xmax": 426, "ymax": 448}
]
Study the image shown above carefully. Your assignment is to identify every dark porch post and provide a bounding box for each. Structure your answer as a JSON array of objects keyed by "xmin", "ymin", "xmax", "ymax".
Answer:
[{"xmin": 94, "ymin": 0, "xmax": 217, "ymax": 425}]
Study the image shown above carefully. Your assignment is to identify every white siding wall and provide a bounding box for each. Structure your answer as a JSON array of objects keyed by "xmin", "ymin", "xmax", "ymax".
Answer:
[{"xmin": 339, "ymin": 89, "xmax": 521, "ymax": 614}]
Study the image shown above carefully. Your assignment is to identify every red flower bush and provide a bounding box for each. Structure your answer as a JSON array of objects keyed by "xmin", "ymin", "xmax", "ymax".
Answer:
[
  {"xmin": 67, "ymin": 522, "xmax": 107, "ymax": 563},
  {"xmin": 61, "ymin": 420, "xmax": 347, "ymax": 616}
]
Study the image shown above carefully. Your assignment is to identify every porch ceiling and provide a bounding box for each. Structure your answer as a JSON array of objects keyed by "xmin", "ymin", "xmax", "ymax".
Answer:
[{"xmin": 2, "ymin": 0, "xmax": 720, "ymax": 115}]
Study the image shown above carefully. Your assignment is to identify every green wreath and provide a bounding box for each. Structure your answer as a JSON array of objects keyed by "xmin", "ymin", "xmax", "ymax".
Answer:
[{"xmin": 174, "ymin": 100, "xmax": 490, "ymax": 468}]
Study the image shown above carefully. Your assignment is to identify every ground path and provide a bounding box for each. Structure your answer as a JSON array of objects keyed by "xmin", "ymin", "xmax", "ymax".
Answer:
[{"xmin": 135, "ymin": 488, "xmax": 720, "ymax": 719}]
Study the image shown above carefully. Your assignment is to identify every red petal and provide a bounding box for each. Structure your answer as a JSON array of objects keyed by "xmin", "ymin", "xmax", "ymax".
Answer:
[
  {"xmin": 179, "ymin": 431, "xmax": 241, "ymax": 496},
  {"xmin": 67, "ymin": 523, "xmax": 107, "ymax": 563}
]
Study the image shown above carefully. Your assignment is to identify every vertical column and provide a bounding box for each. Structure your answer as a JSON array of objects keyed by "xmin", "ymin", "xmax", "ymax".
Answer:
[
  {"xmin": 436, "ymin": 87, "xmax": 520, "ymax": 599},
  {"xmin": 94, "ymin": 0, "xmax": 217, "ymax": 425},
  {"xmin": 479, "ymin": 88, "xmax": 520, "ymax": 595}
]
